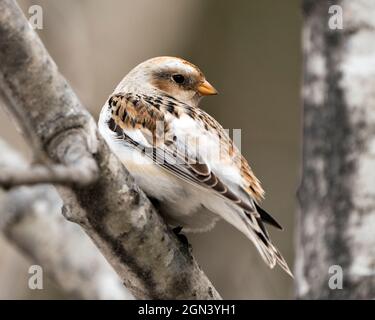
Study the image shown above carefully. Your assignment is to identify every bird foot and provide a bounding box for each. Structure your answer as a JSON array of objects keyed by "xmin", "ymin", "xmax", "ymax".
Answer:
[{"xmin": 172, "ymin": 226, "xmax": 190, "ymax": 249}]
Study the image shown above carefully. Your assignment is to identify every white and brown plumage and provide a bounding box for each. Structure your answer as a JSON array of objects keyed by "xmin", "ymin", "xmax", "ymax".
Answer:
[{"xmin": 98, "ymin": 56, "xmax": 292, "ymax": 276}]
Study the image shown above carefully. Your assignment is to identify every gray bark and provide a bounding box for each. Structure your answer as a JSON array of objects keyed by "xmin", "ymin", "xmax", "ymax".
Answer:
[
  {"xmin": 296, "ymin": 0, "xmax": 375, "ymax": 299},
  {"xmin": 0, "ymin": 0, "xmax": 220, "ymax": 299},
  {"xmin": 0, "ymin": 140, "xmax": 133, "ymax": 299}
]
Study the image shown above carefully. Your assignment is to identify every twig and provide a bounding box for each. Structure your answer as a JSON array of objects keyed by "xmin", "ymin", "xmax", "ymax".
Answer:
[{"xmin": 0, "ymin": 164, "xmax": 97, "ymax": 188}]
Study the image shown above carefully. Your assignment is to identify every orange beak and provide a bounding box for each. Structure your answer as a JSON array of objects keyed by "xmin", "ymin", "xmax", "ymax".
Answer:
[{"xmin": 197, "ymin": 80, "xmax": 218, "ymax": 96}]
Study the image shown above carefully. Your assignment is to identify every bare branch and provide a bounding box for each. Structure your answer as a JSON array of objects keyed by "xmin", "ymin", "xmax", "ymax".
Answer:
[
  {"xmin": 0, "ymin": 139, "xmax": 133, "ymax": 299},
  {"xmin": 0, "ymin": 163, "xmax": 97, "ymax": 188},
  {"xmin": 0, "ymin": 0, "xmax": 220, "ymax": 299}
]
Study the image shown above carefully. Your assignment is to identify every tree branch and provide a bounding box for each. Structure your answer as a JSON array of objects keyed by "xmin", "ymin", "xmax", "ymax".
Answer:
[
  {"xmin": 0, "ymin": 140, "xmax": 133, "ymax": 299},
  {"xmin": 0, "ymin": 163, "xmax": 97, "ymax": 188},
  {"xmin": 0, "ymin": 0, "xmax": 220, "ymax": 299}
]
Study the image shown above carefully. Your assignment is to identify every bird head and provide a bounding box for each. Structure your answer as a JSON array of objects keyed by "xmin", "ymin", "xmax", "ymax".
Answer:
[{"xmin": 118, "ymin": 56, "xmax": 218, "ymax": 106}]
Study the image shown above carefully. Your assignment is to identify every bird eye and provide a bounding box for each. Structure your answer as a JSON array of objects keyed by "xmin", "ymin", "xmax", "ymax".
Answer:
[{"xmin": 172, "ymin": 74, "xmax": 185, "ymax": 84}]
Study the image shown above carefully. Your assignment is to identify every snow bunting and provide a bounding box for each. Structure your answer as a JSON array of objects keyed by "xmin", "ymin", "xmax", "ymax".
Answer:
[{"xmin": 98, "ymin": 56, "xmax": 292, "ymax": 276}]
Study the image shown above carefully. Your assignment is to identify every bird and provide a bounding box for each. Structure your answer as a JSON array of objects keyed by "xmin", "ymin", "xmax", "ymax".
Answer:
[{"xmin": 98, "ymin": 56, "xmax": 292, "ymax": 276}]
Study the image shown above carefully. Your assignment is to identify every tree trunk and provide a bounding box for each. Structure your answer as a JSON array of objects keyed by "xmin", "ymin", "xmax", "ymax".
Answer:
[{"xmin": 296, "ymin": 0, "xmax": 375, "ymax": 299}]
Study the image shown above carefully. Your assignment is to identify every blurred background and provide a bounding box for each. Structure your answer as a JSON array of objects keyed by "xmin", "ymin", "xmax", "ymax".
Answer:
[{"xmin": 0, "ymin": 0, "xmax": 301, "ymax": 299}]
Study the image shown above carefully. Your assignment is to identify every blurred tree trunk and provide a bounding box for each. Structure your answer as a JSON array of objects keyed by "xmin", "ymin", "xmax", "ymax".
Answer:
[{"xmin": 296, "ymin": 0, "xmax": 375, "ymax": 299}]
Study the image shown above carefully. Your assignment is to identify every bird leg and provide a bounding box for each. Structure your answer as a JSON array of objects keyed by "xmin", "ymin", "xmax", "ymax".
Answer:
[{"xmin": 172, "ymin": 226, "xmax": 190, "ymax": 248}]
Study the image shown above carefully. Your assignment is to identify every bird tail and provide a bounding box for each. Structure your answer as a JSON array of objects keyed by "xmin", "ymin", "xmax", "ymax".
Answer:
[{"xmin": 243, "ymin": 208, "xmax": 293, "ymax": 277}]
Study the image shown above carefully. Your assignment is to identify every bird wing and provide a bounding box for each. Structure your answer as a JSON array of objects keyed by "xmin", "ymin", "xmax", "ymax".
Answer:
[
  {"xmin": 107, "ymin": 93, "xmax": 261, "ymax": 211},
  {"xmin": 106, "ymin": 92, "xmax": 292, "ymax": 275},
  {"xmin": 107, "ymin": 92, "xmax": 283, "ymax": 228}
]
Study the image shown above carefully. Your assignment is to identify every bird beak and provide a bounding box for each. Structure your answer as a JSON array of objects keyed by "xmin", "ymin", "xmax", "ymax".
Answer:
[{"xmin": 197, "ymin": 80, "xmax": 218, "ymax": 96}]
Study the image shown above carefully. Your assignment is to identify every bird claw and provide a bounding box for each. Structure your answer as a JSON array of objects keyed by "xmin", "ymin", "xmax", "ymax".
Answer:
[{"xmin": 172, "ymin": 226, "xmax": 190, "ymax": 249}]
